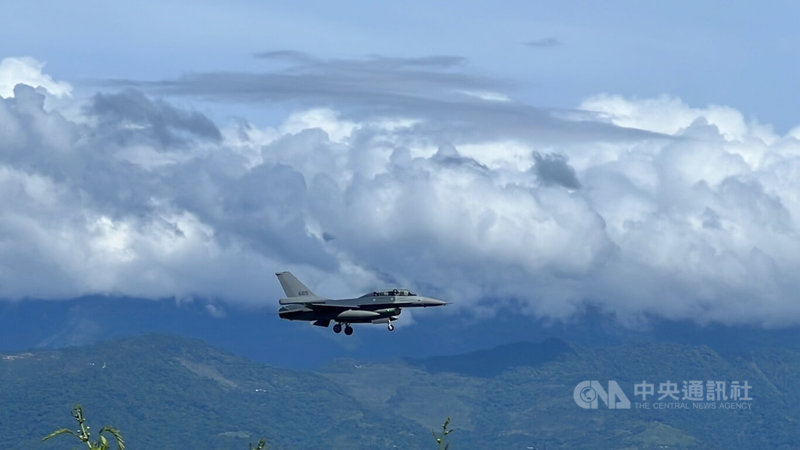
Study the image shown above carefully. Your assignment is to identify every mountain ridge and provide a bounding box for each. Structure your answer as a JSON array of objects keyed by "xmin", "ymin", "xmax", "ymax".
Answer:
[
  {"xmin": 2, "ymin": 333, "xmax": 800, "ymax": 448},
  {"xmin": 0, "ymin": 333, "xmax": 431, "ymax": 449},
  {"xmin": 405, "ymin": 337, "xmax": 575, "ymax": 377},
  {"xmin": 5, "ymin": 296, "xmax": 800, "ymax": 372}
]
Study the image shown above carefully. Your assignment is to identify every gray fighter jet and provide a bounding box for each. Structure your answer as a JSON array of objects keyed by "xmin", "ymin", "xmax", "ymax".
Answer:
[{"xmin": 276, "ymin": 271, "xmax": 446, "ymax": 335}]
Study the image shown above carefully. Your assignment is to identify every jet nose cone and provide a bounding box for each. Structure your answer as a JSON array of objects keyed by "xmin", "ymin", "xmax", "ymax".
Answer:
[{"xmin": 422, "ymin": 298, "xmax": 448, "ymax": 307}]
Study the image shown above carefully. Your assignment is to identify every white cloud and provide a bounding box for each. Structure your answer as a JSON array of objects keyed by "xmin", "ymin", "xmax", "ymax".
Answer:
[
  {"xmin": 457, "ymin": 89, "xmax": 511, "ymax": 102},
  {"xmin": 580, "ymin": 94, "xmax": 755, "ymax": 142},
  {"xmin": 0, "ymin": 57, "xmax": 72, "ymax": 98},
  {"xmin": 2, "ymin": 61, "xmax": 800, "ymax": 328}
]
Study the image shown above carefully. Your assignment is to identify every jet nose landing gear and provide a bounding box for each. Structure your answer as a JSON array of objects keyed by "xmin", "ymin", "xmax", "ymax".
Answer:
[{"xmin": 388, "ymin": 323, "xmax": 395, "ymax": 331}]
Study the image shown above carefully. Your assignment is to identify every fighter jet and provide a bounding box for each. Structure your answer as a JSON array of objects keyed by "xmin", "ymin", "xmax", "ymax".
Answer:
[{"xmin": 276, "ymin": 271, "xmax": 447, "ymax": 335}]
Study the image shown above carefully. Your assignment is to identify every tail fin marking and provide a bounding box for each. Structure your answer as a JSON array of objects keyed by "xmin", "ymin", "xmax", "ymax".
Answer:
[{"xmin": 276, "ymin": 271, "xmax": 323, "ymax": 304}]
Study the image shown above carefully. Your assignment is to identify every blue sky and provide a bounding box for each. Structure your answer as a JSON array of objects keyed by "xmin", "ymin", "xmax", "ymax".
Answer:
[
  {"xmin": 2, "ymin": 2, "xmax": 800, "ymax": 330},
  {"xmin": 5, "ymin": 1, "xmax": 799, "ymax": 130}
]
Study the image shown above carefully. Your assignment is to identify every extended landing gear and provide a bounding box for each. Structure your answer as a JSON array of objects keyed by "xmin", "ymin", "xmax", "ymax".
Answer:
[
  {"xmin": 388, "ymin": 323, "xmax": 395, "ymax": 331},
  {"xmin": 333, "ymin": 323, "xmax": 354, "ymax": 335}
]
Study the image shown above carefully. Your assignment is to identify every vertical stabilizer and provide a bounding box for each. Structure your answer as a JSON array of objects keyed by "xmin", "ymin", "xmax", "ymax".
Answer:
[{"xmin": 276, "ymin": 271, "xmax": 319, "ymax": 300}]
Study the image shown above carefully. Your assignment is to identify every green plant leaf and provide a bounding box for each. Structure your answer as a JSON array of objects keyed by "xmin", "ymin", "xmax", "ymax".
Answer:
[
  {"xmin": 98, "ymin": 426, "xmax": 126, "ymax": 450},
  {"xmin": 42, "ymin": 428, "xmax": 75, "ymax": 442}
]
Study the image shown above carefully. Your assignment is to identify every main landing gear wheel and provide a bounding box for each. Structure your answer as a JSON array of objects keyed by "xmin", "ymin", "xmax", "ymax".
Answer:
[
  {"xmin": 388, "ymin": 324, "xmax": 395, "ymax": 331},
  {"xmin": 333, "ymin": 323, "xmax": 342, "ymax": 333},
  {"xmin": 344, "ymin": 325, "xmax": 354, "ymax": 335}
]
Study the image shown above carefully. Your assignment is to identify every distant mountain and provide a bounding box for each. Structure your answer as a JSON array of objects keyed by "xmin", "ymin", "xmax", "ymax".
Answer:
[
  {"xmin": 406, "ymin": 338, "xmax": 575, "ymax": 377},
  {"xmin": 3, "ymin": 296, "xmax": 800, "ymax": 447},
  {"xmin": 3, "ymin": 334, "xmax": 800, "ymax": 448},
  {"xmin": 5, "ymin": 296, "xmax": 800, "ymax": 373},
  {"xmin": 0, "ymin": 335, "xmax": 432, "ymax": 449},
  {"xmin": 0, "ymin": 295, "xmax": 460, "ymax": 369},
  {"xmin": 323, "ymin": 340, "xmax": 800, "ymax": 449}
]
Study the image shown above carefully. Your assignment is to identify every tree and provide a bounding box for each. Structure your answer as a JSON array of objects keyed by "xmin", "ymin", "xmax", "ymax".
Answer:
[{"xmin": 42, "ymin": 405, "xmax": 125, "ymax": 450}]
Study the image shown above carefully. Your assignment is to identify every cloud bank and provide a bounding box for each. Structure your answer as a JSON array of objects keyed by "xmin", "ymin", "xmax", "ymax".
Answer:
[
  {"xmin": 2, "ymin": 56, "xmax": 800, "ymax": 328},
  {"xmin": 0, "ymin": 57, "xmax": 72, "ymax": 99}
]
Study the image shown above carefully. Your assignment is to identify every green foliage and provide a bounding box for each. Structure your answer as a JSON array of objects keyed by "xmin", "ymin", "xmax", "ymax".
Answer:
[
  {"xmin": 432, "ymin": 417, "xmax": 453, "ymax": 450},
  {"xmin": 1, "ymin": 335, "xmax": 431, "ymax": 449},
  {"xmin": 42, "ymin": 405, "xmax": 125, "ymax": 450},
  {"xmin": 323, "ymin": 341, "xmax": 800, "ymax": 449},
  {"xmin": 250, "ymin": 438, "xmax": 267, "ymax": 449},
  {"xmin": 1, "ymin": 334, "xmax": 798, "ymax": 448}
]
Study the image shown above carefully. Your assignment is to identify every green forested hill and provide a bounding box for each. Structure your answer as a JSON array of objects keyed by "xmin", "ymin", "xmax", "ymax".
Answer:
[
  {"xmin": 322, "ymin": 340, "xmax": 800, "ymax": 449},
  {"xmin": 2, "ymin": 335, "xmax": 799, "ymax": 449},
  {"xmin": 0, "ymin": 335, "xmax": 431, "ymax": 449}
]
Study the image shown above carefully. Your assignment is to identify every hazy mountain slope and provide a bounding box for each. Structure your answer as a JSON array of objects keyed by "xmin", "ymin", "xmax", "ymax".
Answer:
[
  {"xmin": 3, "ymin": 333, "xmax": 800, "ymax": 449},
  {"xmin": 323, "ymin": 339, "xmax": 800, "ymax": 449},
  {"xmin": 0, "ymin": 335, "xmax": 431, "ymax": 449},
  {"xmin": 4, "ymin": 296, "xmax": 800, "ymax": 373}
]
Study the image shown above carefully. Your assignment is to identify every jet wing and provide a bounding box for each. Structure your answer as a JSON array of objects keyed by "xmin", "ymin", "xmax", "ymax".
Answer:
[
  {"xmin": 306, "ymin": 302, "xmax": 384, "ymax": 320},
  {"xmin": 305, "ymin": 302, "xmax": 358, "ymax": 311}
]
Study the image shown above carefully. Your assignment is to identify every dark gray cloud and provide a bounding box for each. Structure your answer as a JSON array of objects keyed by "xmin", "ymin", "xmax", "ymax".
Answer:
[
  {"xmin": 432, "ymin": 143, "xmax": 488, "ymax": 171},
  {"xmin": 90, "ymin": 89, "xmax": 222, "ymax": 146},
  {"xmin": 108, "ymin": 52, "xmax": 664, "ymax": 147},
  {"xmin": 524, "ymin": 38, "xmax": 562, "ymax": 48},
  {"xmin": 533, "ymin": 152, "xmax": 581, "ymax": 189}
]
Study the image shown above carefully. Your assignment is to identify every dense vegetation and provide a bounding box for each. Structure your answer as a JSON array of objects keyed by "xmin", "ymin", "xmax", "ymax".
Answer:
[
  {"xmin": 0, "ymin": 335, "xmax": 430, "ymax": 449},
  {"xmin": 1, "ymin": 335, "xmax": 799, "ymax": 448}
]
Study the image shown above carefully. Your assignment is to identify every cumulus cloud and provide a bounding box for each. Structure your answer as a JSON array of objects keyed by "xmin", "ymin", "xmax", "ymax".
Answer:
[
  {"xmin": 533, "ymin": 152, "xmax": 581, "ymax": 189},
  {"xmin": 89, "ymin": 89, "xmax": 222, "ymax": 145},
  {"xmin": 0, "ymin": 57, "xmax": 72, "ymax": 98},
  {"xmin": 2, "ymin": 56, "xmax": 800, "ymax": 329}
]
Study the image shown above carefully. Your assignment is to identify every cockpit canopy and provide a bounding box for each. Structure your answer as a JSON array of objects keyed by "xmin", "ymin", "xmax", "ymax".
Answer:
[{"xmin": 361, "ymin": 289, "xmax": 416, "ymax": 298}]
